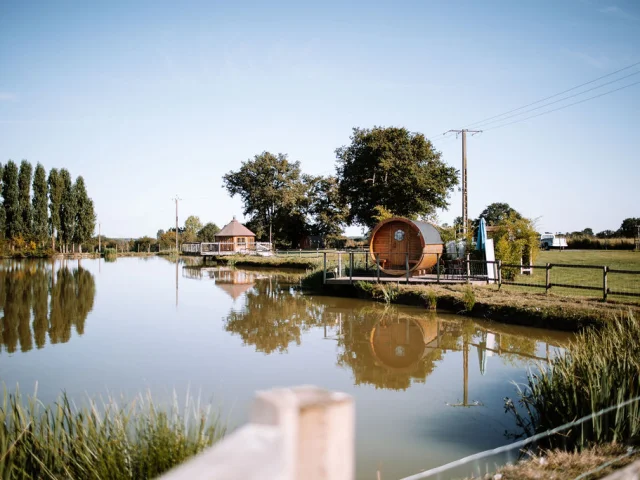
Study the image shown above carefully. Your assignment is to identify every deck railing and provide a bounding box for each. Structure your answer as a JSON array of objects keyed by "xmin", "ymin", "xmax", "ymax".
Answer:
[
  {"xmin": 321, "ymin": 251, "xmax": 640, "ymax": 302},
  {"xmin": 180, "ymin": 242, "xmax": 273, "ymax": 255},
  {"xmin": 159, "ymin": 386, "xmax": 353, "ymax": 480}
]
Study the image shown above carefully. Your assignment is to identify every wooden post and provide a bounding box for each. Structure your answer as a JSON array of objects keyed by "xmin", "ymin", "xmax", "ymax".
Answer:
[
  {"xmin": 603, "ymin": 266, "xmax": 608, "ymax": 301},
  {"xmin": 376, "ymin": 255, "xmax": 380, "ymax": 283},
  {"xmin": 349, "ymin": 252, "xmax": 353, "ymax": 284},
  {"xmin": 545, "ymin": 263, "xmax": 551, "ymax": 294},
  {"xmin": 338, "ymin": 253, "xmax": 342, "ymax": 278},
  {"xmin": 465, "ymin": 253, "xmax": 470, "ymax": 284},
  {"xmin": 405, "ymin": 253, "xmax": 409, "ymax": 284},
  {"xmin": 365, "ymin": 253, "xmax": 368, "ymax": 272},
  {"xmin": 323, "ymin": 252, "xmax": 327, "ymax": 285},
  {"xmin": 436, "ymin": 253, "xmax": 440, "ymax": 284},
  {"xmin": 497, "ymin": 260, "xmax": 502, "ymax": 288}
]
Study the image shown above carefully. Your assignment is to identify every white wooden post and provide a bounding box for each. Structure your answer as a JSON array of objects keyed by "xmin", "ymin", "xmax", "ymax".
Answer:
[{"xmin": 159, "ymin": 386, "xmax": 354, "ymax": 480}]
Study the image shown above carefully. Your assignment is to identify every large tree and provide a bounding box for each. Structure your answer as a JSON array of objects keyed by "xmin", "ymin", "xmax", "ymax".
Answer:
[
  {"xmin": 306, "ymin": 175, "xmax": 348, "ymax": 242},
  {"xmin": 197, "ymin": 222, "xmax": 220, "ymax": 242},
  {"xmin": 59, "ymin": 169, "xmax": 76, "ymax": 252},
  {"xmin": 32, "ymin": 163, "xmax": 49, "ymax": 246},
  {"xmin": 618, "ymin": 218, "xmax": 639, "ymax": 238},
  {"xmin": 2, "ymin": 160, "xmax": 22, "ymax": 240},
  {"xmin": 223, "ymin": 152, "xmax": 308, "ymax": 245},
  {"xmin": 48, "ymin": 168, "xmax": 63, "ymax": 251},
  {"xmin": 73, "ymin": 176, "xmax": 96, "ymax": 252},
  {"xmin": 335, "ymin": 127, "xmax": 459, "ymax": 229},
  {"xmin": 18, "ymin": 160, "xmax": 33, "ymax": 236},
  {"xmin": 473, "ymin": 203, "xmax": 522, "ymax": 230}
]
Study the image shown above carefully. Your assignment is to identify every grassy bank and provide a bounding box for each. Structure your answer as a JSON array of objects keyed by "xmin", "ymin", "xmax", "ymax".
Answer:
[
  {"xmin": 506, "ymin": 312, "xmax": 640, "ymax": 448},
  {"xmin": 476, "ymin": 444, "xmax": 639, "ymax": 479},
  {"xmin": 315, "ymin": 280, "xmax": 639, "ymax": 331},
  {"xmin": 0, "ymin": 388, "xmax": 224, "ymax": 479}
]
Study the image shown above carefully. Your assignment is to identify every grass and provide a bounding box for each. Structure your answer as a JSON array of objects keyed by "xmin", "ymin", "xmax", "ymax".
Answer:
[
  {"xmin": 0, "ymin": 386, "xmax": 225, "ymax": 480},
  {"xmin": 473, "ymin": 444, "xmax": 639, "ymax": 480},
  {"xmin": 505, "ymin": 312, "xmax": 640, "ymax": 449},
  {"xmin": 507, "ymin": 250, "xmax": 640, "ymax": 302}
]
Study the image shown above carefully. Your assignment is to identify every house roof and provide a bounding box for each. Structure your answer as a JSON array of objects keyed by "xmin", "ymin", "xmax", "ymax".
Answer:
[{"xmin": 215, "ymin": 217, "xmax": 256, "ymax": 237}]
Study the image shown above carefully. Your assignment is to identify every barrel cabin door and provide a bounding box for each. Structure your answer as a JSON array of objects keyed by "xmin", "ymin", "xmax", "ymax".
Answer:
[{"xmin": 390, "ymin": 226, "xmax": 408, "ymax": 270}]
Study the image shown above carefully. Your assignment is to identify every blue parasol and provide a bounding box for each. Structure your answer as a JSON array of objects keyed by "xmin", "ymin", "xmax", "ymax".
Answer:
[{"xmin": 476, "ymin": 217, "xmax": 487, "ymax": 251}]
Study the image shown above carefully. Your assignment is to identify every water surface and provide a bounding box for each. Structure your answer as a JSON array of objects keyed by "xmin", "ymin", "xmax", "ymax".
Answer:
[{"xmin": 0, "ymin": 257, "xmax": 570, "ymax": 479}]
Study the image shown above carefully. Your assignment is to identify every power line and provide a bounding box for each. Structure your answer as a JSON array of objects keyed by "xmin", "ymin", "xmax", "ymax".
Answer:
[
  {"xmin": 483, "ymin": 79, "xmax": 640, "ymax": 132},
  {"xmin": 463, "ymin": 60, "xmax": 640, "ymax": 129},
  {"xmin": 471, "ymin": 70, "xmax": 640, "ymax": 129}
]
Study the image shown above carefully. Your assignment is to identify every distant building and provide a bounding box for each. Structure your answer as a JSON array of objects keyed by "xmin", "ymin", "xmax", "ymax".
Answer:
[{"xmin": 215, "ymin": 217, "xmax": 256, "ymax": 252}]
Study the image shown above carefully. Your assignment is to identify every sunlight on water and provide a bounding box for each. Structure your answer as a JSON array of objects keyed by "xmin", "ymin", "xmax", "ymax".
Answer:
[{"xmin": 0, "ymin": 257, "xmax": 571, "ymax": 480}]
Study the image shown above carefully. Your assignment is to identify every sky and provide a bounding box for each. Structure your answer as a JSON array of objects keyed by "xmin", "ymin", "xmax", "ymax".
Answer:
[{"xmin": 0, "ymin": 0, "xmax": 638, "ymax": 238}]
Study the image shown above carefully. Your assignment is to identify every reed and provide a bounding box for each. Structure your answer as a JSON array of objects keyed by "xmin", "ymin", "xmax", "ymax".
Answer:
[
  {"xmin": 0, "ymin": 387, "xmax": 225, "ymax": 480},
  {"xmin": 507, "ymin": 311, "xmax": 640, "ymax": 449}
]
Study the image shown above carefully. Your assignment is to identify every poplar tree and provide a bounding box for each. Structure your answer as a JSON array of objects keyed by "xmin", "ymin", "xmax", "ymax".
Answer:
[
  {"xmin": 72, "ymin": 176, "xmax": 96, "ymax": 252},
  {"xmin": 59, "ymin": 169, "xmax": 76, "ymax": 252},
  {"xmin": 0, "ymin": 163, "xmax": 5, "ymax": 240},
  {"xmin": 48, "ymin": 168, "xmax": 63, "ymax": 251},
  {"xmin": 2, "ymin": 160, "xmax": 22, "ymax": 240},
  {"xmin": 32, "ymin": 163, "xmax": 49, "ymax": 246},
  {"xmin": 18, "ymin": 160, "xmax": 33, "ymax": 236}
]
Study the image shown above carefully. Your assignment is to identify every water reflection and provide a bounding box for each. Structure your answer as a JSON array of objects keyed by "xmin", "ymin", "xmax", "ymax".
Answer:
[
  {"xmin": 0, "ymin": 260, "xmax": 96, "ymax": 354},
  {"xmin": 209, "ymin": 269, "xmax": 566, "ymax": 390}
]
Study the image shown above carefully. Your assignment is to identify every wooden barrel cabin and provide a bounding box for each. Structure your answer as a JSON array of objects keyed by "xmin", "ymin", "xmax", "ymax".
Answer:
[{"xmin": 369, "ymin": 217, "xmax": 444, "ymax": 276}]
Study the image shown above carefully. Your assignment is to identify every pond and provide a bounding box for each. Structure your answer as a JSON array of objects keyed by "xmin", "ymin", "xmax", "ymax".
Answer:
[{"xmin": 0, "ymin": 257, "xmax": 571, "ymax": 479}]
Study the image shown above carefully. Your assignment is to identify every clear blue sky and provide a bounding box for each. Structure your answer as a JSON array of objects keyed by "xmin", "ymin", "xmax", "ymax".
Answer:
[{"xmin": 1, "ymin": 0, "xmax": 638, "ymax": 238}]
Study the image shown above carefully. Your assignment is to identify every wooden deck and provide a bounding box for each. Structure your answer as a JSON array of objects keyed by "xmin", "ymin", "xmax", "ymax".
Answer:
[{"xmin": 325, "ymin": 274, "xmax": 488, "ymax": 286}]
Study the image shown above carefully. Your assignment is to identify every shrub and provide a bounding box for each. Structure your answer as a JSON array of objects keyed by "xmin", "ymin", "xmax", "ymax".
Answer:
[{"xmin": 462, "ymin": 285, "xmax": 475, "ymax": 312}]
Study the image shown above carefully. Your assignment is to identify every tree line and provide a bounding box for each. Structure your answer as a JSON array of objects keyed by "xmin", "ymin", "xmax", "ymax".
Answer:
[
  {"xmin": 0, "ymin": 160, "xmax": 96, "ymax": 253},
  {"xmin": 223, "ymin": 126, "xmax": 459, "ymax": 248}
]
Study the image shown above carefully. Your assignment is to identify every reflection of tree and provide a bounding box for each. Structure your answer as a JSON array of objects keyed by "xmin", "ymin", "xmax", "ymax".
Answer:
[
  {"xmin": 223, "ymin": 278, "xmax": 322, "ymax": 354},
  {"xmin": 0, "ymin": 262, "xmax": 96, "ymax": 353}
]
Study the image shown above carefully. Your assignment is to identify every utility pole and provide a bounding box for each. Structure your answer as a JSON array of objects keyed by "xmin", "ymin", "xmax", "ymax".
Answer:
[
  {"xmin": 447, "ymin": 129, "xmax": 482, "ymax": 237},
  {"xmin": 172, "ymin": 195, "xmax": 181, "ymax": 252}
]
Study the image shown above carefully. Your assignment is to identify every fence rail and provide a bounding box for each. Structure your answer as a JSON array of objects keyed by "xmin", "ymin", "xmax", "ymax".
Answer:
[{"xmin": 321, "ymin": 252, "xmax": 640, "ymax": 302}]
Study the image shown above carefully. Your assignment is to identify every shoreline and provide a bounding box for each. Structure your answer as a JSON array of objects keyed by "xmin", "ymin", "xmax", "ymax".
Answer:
[{"xmin": 309, "ymin": 281, "xmax": 639, "ymax": 332}]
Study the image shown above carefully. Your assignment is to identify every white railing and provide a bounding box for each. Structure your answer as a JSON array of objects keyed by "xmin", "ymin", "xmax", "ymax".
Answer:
[
  {"xmin": 181, "ymin": 242, "xmax": 273, "ymax": 255},
  {"xmin": 159, "ymin": 386, "xmax": 353, "ymax": 480}
]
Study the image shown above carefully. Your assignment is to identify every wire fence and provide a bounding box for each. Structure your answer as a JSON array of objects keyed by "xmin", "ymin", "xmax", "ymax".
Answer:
[{"xmin": 399, "ymin": 394, "xmax": 640, "ymax": 480}]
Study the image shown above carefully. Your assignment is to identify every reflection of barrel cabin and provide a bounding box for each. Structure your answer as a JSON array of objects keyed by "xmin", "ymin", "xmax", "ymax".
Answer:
[
  {"xmin": 369, "ymin": 217, "xmax": 444, "ymax": 276},
  {"xmin": 369, "ymin": 318, "xmax": 439, "ymax": 373}
]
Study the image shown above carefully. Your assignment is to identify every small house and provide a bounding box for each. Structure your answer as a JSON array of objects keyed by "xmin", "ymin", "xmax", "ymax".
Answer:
[{"xmin": 215, "ymin": 217, "xmax": 256, "ymax": 253}]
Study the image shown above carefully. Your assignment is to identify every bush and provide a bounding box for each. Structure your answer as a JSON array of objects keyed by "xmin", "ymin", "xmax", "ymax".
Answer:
[{"xmin": 462, "ymin": 285, "xmax": 475, "ymax": 312}]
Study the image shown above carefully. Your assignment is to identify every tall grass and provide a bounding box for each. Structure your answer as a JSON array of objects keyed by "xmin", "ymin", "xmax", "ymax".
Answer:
[
  {"xmin": 507, "ymin": 312, "xmax": 640, "ymax": 449},
  {"xmin": 0, "ymin": 387, "xmax": 225, "ymax": 479}
]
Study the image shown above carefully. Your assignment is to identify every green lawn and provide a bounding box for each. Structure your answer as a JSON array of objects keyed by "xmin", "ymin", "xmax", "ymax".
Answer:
[{"xmin": 508, "ymin": 250, "xmax": 640, "ymax": 302}]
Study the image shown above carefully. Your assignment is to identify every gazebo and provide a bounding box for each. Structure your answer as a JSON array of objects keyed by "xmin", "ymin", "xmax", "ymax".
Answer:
[{"xmin": 215, "ymin": 217, "xmax": 256, "ymax": 253}]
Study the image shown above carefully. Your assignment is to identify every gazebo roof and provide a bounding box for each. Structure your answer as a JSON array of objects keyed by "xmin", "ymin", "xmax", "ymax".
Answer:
[{"xmin": 216, "ymin": 217, "xmax": 255, "ymax": 237}]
